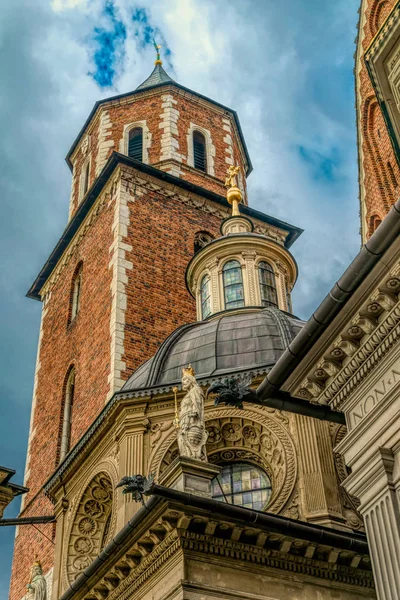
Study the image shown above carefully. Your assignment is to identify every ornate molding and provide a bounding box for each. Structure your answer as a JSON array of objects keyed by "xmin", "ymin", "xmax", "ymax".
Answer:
[
  {"xmin": 151, "ymin": 407, "xmax": 297, "ymax": 515},
  {"xmin": 73, "ymin": 506, "xmax": 374, "ymax": 600},
  {"xmin": 63, "ymin": 466, "xmax": 117, "ymax": 587},
  {"xmin": 295, "ymin": 268, "xmax": 400, "ymax": 411}
]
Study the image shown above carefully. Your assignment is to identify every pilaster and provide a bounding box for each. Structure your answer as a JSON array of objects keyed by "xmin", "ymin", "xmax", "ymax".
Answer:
[
  {"xmin": 343, "ymin": 448, "xmax": 400, "ymax": 599},
  {"xmin": 296, "ymin": 416, "xmax": 347, "ymax": 528},
  {"xmin": 115, "ymin": 402, "xmax": 148, "ymax": 529}
]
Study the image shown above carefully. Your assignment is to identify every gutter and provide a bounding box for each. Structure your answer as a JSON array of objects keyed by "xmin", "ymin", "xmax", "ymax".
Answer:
[
  {"xmin": 257, "ymin": 198, "xmax": 400, "ymax": 401},
  {"xmin": 59, "ymin": 484, "xmax": 369, "ymax": 600}
]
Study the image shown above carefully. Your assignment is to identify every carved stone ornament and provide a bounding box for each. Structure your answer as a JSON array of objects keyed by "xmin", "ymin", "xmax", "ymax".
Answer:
[
  {"xmin": 81, "ymin": 134, "xmax": 89, "ymax": 155},
  {"xmin": 155, "ymin": 407, "xmax": 297, "ymax": 515},
  {"xmin": 177, "ymin": 366, "xmax": 208, "ymax": 461},
  {"xmin": 65, "ymin": 472, "xmax": 114, "ymax": 585},
  {"xmin": 26, "ymin": 559, "xmax": 47, "ymax": 600}
]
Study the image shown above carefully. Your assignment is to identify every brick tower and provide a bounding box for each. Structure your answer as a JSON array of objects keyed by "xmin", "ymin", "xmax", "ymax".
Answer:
[
  {"xmin": 9, "ymin": 54, "xmax": 301, "ymax": 599},
  {"xmin": 356, "ymin": 0, "xmax": 400, "ymax": 241}
]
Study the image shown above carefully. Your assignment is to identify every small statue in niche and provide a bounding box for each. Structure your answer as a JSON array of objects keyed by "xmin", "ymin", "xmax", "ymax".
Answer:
[
  {"xmin": 176, "ymin": 366, "xmax": 208, "ymax": 461},
  {"xmin": 26, "ymin": 558, "xmax": 47, "ymax": 600}
]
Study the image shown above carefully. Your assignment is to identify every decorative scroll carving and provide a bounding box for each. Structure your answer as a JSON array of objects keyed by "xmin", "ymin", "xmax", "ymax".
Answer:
[{"xmin": 66, "ymin": 472, "xmax": 114, "ymax": 584}]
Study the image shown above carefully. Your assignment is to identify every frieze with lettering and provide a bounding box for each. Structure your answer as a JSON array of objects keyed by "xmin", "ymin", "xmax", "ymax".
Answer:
[{"xmin": 349, "ymin": 359, "xmax": 400, "ymax": 430}]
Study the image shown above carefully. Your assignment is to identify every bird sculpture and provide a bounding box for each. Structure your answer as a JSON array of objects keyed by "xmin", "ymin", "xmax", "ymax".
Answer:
[
  {"xmin": 206, "ymin": 376, "xmax": 255, "ymax": 409},
  {"xmin": 116, "ymin": 474, "xmax": 155, "ymax": 505}
]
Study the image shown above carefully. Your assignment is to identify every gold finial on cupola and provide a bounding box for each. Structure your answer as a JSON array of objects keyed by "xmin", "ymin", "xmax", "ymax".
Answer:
[
  {"xmin": 153, "ymin": 39, "xmax": 162, "ymax": 65},
  {"xmin": 224, "ymin": 165, "xmax": 243, "ymax": 216}
]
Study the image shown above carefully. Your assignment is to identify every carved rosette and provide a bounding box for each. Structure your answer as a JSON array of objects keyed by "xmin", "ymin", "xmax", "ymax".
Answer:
[
  {"xmin": 65, "ymin": 472, "xmax": 114, "ymax": 585},
  {"xmin": 153, "ymin": 408, "xmax": 297, "ymax": 515}
]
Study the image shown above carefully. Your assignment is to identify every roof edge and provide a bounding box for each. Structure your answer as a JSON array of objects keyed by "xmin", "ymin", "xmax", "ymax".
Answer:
[
  {"xmin": 65, "ymin": 80, "xmax": 253, "ymax": 175},
  {"xmin": 257, "ymin": 198, "xmax": 400, "ymax": 401},
  {"xmin": 27, "ymin": 152, "xmax": 302, "ymax": 300}
]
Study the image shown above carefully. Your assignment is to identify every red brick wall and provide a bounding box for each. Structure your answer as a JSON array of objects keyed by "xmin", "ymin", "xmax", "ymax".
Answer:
[
  {"xmin": 120, "ymin": 173, "xmax": 224, "ymax": 377},
  {"xmin": 69, "ymin": 86, "xmax": 248, "ymax": 216},
  {"xmin": 358, "ymin": 0, "xmax": 400, "ymax": 238},
  {"xmin": 9, "ymin": 165, "xmax": 237, "ymax": 599},
  {"xmin": 9, "ymin": 195, "xmax": 115, "ymax": 600}
]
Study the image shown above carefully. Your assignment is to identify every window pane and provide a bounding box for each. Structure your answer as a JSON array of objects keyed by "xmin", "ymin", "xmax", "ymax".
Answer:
[
  {"xmin": 258, "ymin": 261, "xmax": 278, "ymax": 307},
  {"xmin": 223, "ymin": 261, "xmax": 244, "ymax": 309},
  {"xmin": 193, "ymin": 131, "xmax": 206, "ymax": 171},
  {"xmin": 128, "ymin": 128, "xmax": 143, "ymax": 161},
  {"xmin": 200, "ymin": 275, "xmax": 211, "ymax": 319},
  {"xmin": 211, "ymin": 463, "xmax": 272, "ymax": 511}
]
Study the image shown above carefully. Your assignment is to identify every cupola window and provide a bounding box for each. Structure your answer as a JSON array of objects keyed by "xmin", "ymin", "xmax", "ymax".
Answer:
[
  {"xmin": 258, "ymin": 261, "xmax": 278, "ymax": 308},
  {"xmin": 223, "ymin": 260, "xmax": 244, "ymax": 309},
  {"xmin": 193, "ymin": 131, "xmax": 206, "ymax": 172},
  {"xmin": 200, "ymin": 274, "xmax": 212, "ymax": 319},
  {"xmin": 128, "ymin": 127, "xmax": 143, "ymax": 161},
  {"xmin": 211, "ymin": 463, "xmax": 272, "ymax": 510}
]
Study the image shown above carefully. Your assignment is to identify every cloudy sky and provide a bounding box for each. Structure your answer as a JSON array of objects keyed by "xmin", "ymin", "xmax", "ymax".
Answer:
[{"xmin": 0, "ymin": 0, "xmax": 360, "ymax": 589}]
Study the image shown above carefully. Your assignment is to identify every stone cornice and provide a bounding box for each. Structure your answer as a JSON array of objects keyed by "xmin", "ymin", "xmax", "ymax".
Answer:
[
  {"xmin": 43, "ymin": 370, "xmax": 270, "ymax": 498},
  {"xmin": 293, "ymin": 261, "xmax": 400, "ymax": 412},
  {"xmin": 28, "ymin": 155, "xmax": 302, "ymax": 301},
  {"xmin": 66, "ymin": 81, "xmax": 253, "ymax": 175},
  {"xmin": 62, "ymin": 501, "xmax": 374, "ymax": 600}
]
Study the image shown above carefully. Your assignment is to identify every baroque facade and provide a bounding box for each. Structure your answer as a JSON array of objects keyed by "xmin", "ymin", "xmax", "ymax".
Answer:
[{"xmin": 9, "ymin": 4, "xmax": 400, "ymax": 598}]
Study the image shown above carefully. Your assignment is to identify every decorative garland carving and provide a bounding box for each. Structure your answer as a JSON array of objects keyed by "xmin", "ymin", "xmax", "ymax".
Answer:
[
  {"xmin": 65, "ymin": 471, "xmax": 115, "ymax": 585},
  {"xmin": 151, "ymin": 407, "xmax": 297, "ymax": 514}
]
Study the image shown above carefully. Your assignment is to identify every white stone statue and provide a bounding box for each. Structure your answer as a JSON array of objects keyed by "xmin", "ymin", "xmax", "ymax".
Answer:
[
  {"xmin": 26, "ymin": 559, "xmax": 47, "ymax": 600},
  {"xmin": 176, "ymin": 366, "xmax": 208, "ymax": 461}
]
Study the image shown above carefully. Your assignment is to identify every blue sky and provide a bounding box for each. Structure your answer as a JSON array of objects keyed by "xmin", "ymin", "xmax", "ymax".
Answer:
[{"xmin": 0, "ymin": 0, "xmax": 360, "ymax": 591}]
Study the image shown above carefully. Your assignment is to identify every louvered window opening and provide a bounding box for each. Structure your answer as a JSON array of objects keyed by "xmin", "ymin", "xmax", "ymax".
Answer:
[
  {"xmin": 128, "ymin": 128, "xmax": 143, "ymax": 161},
  {"xmin": 200, "ymin": 275, "xmax": 212, "ymax": 319},
  {"xmin": 258, "ymin": 261, "xmax": 278, "ymax": 308},
  {"xmin": 223, "ymin": 260, "xmax": 244, "ymax": 309},
  {"xmin": 193, "ymin": 131, "xmax": 206, "ymax": 172}
]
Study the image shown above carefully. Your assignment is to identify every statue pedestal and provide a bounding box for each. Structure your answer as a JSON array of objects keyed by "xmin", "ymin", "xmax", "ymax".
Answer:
[{"xmin": 159, "ymin": 456, "xmax": 221, "ymax": 499}]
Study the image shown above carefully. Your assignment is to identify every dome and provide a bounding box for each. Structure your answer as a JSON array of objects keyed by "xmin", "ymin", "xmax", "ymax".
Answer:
[{"xmin": 122, "ymin": 307, "xmax": 304, "ymax": 391}]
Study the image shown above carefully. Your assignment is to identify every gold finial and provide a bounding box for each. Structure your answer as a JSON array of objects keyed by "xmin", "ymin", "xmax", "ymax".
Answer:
[
  {"xmin": 153, "ymin": 39, "xmax": 162, "ymax": 65},
  {"xmin": 224, "ymin": 165, "xmax": 243, "ymax": 216},
  {"xmin": 173, "ymin": 386, "xmax": 179, "ymax": 429},
  {"xmin": 182, "ymin": 364, "xmax": 195, "ymax": 377}
]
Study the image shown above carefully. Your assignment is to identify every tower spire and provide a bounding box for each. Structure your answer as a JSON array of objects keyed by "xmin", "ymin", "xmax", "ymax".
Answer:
[{"xmin": 153, "ymin": 39, "xmax": 162, "ymax": 65}]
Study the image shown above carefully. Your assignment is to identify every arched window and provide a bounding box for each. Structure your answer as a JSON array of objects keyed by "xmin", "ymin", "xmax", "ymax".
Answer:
[
  {"xmin": 193, "ymin": 131, "xmax": 206, "ymax": 172},
  {"xmin": 369, "ymin": 214, "xmax": 382, "ymax": 236},
  {"xmin": 211, "ymin": 463, "xmax": 272, "ymax": 510},
  {"xmin": 128, "ymin": 127, "xmax": 143, "ymax": 161},
  {"xmin": 59, "ymin": 367, "xmax": 75, "ymax": 462},
  {"xmin": 387, "ymin": 162, "xmax": 398, "ymax": 188},
  {"xmin": 258, "ymin": 261, "xmax": 278, "ymax": 307},
  {"xmin": 83, "ymin": 161, "xmax": 90, "ymax": 196},
  {"xmin": 69, "ymin": 263, "xmax": 83, "ymax": 325},
  {"xmin": 194, "ymin": 231, "xmax": 214, "ymax": 254},
  {"xmin": 200, "ymin": 275, "xmax": 211, "ymax": 319},
  {"xmin": 223, "ymin": 260, "xmax": 244, "ymax": 309}
]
